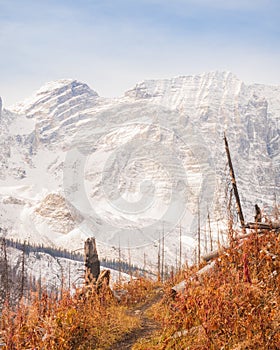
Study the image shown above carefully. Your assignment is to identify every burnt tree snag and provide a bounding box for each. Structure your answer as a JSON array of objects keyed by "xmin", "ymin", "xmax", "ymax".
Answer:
[
  {"xmin": 255, "ymin": 204, "xmax": 262, "ymax": 223},
  {"xmin": 84, "ymin": 237, "xmax": 100, "ymax": 285},
  {"xmin": 224, "ymin": 135, "xmax": 246, "ymax": 233}
]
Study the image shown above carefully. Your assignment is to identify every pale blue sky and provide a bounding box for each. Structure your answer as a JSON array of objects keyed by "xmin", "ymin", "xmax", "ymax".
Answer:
[{"xmin": 0, "ymin": 0, "xmax": 280, "ymax": 106}]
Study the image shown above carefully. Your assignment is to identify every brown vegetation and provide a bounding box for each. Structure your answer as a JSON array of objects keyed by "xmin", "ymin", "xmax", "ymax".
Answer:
[
  {"xmin": 141, "ymin": 230, "xmax": 280, "ymax": 349},
  {"xmin": 0, "ymin": 285, "xmax": 139, "ymax": 349},
  {"xmin": 2, "ymin": 230, "xmax": 280, "ymax": 349}
]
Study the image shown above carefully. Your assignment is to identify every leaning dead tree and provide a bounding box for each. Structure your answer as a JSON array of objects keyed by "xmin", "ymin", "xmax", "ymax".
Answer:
[
  {"xmin": 84, "ymin": 237, "xmax": 100, "ymax": 285},
  {"xmin": 172, "ymin": 136, "xmax": 280, "ymax": 293},
  {"xmin": 203, "ymin": 137, "xmax": 280, "ymax": 262},
  {"xmin": 224, "ymin": 134, "xmax": 246, "ymax": 233},
  {"xmin": 202, "ymin": 136, "xmax": 247, "ymax": 262}
]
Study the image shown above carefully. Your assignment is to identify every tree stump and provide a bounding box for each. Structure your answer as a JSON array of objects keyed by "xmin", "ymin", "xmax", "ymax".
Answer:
[{"xmin": 84, "ymin": 237, "xmax": 100, "ymax": 285}]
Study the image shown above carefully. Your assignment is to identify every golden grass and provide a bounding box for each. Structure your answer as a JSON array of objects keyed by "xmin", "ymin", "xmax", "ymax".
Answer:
[
  {"xmin": 139, "ymin": 230, "xmax": 280, "ymax": 349},
  {"xmin": 1, "ymin": 285, "xmax": 139, "ymax": 349},
  {"xmin": 2, "ymin": 230, "xmax": 280, "ymax": 349}
]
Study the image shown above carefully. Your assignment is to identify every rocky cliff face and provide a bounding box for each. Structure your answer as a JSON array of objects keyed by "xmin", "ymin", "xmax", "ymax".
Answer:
[{"xmin": 0, "ymin": 72, "xmax": 279, "ymax": 268}]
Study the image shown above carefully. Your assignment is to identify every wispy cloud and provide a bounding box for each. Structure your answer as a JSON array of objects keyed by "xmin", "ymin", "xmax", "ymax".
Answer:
[
  {"xmin": 0, "ymin": 0, "xmax": 280, "ymax": 106},
  {"xmin": 142, "ymin": 0, "xmax": 275, "ymax": 11}
]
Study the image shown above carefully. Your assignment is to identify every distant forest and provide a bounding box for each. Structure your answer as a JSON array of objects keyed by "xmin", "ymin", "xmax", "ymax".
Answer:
[{"xmin": 2, "ymin": 238, "xmax": 147, "ymax": 275}]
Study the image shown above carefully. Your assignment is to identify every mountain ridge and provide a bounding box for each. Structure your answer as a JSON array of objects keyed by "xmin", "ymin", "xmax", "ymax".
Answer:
[{"xmin": 0, "ymin": 71, "xmax": 279, "ymax": 271}]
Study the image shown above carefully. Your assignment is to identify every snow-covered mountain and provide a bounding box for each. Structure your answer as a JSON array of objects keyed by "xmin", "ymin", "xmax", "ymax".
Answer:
[{"xmin": 0, "ymin": 72, "xmax": 279, "ymax": 270}]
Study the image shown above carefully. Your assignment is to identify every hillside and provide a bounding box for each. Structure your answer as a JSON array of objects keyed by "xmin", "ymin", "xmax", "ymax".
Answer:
[
  {"xmin": 1, "ymin": 227, "xmax": 280, "ymax": 349},
  {"xmin": 136, "ymin": 228, "xmax": 280, "ymax": 349}
]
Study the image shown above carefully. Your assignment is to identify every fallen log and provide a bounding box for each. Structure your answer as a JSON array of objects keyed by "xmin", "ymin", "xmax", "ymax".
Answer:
[
  {"xmin": 172, "ymin": 261, "xmax": 216, "ymax": 294},
  {"xmin": 202, "ymin": 249, "xmax": 222, "ymax": 262},
  {"xmin": 245, "ymin": 222, "xmax": 280, "ymax": 230},
  {"xmin": 171, "ymin": 280, "xmax": 187, "ymax": 294},
  {"xmin": 172, "ymin": 325, "xmax": 203, "ymax": 339},
  {"xmin": 202, "ymin": 221, "xmax": 280, "ymax": 262},
  {"xmin": 172, "ymin": 221, "xmax": 280, "ymax": 294}
]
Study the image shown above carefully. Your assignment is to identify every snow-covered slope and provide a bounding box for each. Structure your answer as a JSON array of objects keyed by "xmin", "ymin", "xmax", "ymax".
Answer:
[
  {"xmin": 4, "ymin": 245, "xmax": 130, "ymax": 295},
  {"xmin": 0, "ymin": 72, "xmax": 279, "ymax": 270}
]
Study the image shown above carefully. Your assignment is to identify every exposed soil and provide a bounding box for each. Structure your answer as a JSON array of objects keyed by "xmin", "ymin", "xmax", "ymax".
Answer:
[{"xmin": 108, "ymin": 289, "xmax": 163, "ymax": 350}]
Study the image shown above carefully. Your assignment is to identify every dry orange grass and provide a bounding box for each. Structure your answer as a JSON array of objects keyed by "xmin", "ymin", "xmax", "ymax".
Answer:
[
  {"xmin": 2, "ymin": 230, "xmax": 280, "ymax": 349},
  {"xmin": 1, "ymin": 284, "xmax": 139, "ymax": 349},
  {"xmin": 141, "ymin": 230, "xmax": 280, "ymax": 349}
]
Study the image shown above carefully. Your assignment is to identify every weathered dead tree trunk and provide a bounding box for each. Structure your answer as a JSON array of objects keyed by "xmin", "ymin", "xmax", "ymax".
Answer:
[
  {"xmin": 84, "ymin": 237, "xmax": 100, "ymax": 285},
  {"xmin": 179, "ymin": 225, "xmax": 182, "ymax": 272},
  {"xmin": 255, "ymin": 204, "xmax": 262, "ymax": 222},
  {"xmin": 96, "ymin": 270, "xmax": 111, "ymax": 293},
  {"xmin": 161, "ymin": 231, "xmax": 165, "ymax": 281},
  {"xmin": 245, "ymin": 222, "xmax": 280, "ymax": 230},
  {"xmin": 1, "ymin": 237, "xmax": 9, "ymax": 301},
  {"xmin": 157, "ymin": 236, "xmax": 161, "ymax": 282},
  {"xmin": 197, "ymin": 201, "xmax": 201, "ymax": 266},
  {"xmin": 224, "ymin": 135, "xmax": 246, "ymax": 233},
  {"xmin": 172, "ymin": 260, "xmax": 216, "ymax": 294},
  {"xmin": 202, "ymin": 249, "xmax": 222, "ymax": 262},
  {"xmin": 19, "ymin": 241, "xmax": 26, "ymax": 301}
]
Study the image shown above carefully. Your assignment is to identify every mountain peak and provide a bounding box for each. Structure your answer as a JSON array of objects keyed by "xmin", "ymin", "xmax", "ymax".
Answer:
[
  {"xmin": 36, "ymin": 79, "xmax": 97, "ymax": 95},
  {"xmin": 125, "ymin": 70, "xmax": 241, "ymax": 100},
  {"xmin": 10, "ymin": 79, "xmax": 99, "ymax": 115}
]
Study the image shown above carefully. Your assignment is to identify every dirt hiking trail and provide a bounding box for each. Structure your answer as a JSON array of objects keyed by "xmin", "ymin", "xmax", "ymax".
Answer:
[{"xmin": 108, "ymin": 289, "xmax": 163, "ymax": 350}]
